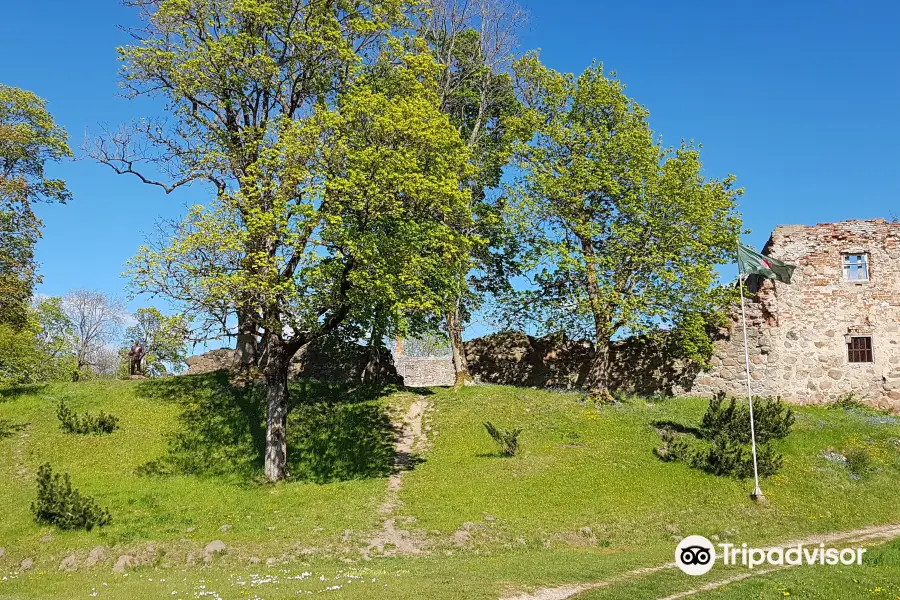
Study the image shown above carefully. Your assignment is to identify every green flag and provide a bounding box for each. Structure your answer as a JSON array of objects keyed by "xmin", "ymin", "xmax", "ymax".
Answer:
[{"xmin": 737, "ymin": 243, "xmax": 795, "ymax": 284}]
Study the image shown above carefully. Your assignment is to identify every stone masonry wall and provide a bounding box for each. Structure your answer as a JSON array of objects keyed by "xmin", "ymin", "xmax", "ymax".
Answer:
[
  {"xmin": 394, "ymin": 356, "xmax": 456, "ymax": 387},
  {"xmin": 693, "ymin": 219, "xmax": 900, "ymax": 411}
]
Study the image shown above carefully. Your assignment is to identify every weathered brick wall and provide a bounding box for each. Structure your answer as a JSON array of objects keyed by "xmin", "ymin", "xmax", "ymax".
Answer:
[
  {"xmin": 694, "ymin": 219, "xmax": 900, "ymax": 411},
  {"xmin": 394, "ymin": 356, "xmax": 456, "ymax": 387}
]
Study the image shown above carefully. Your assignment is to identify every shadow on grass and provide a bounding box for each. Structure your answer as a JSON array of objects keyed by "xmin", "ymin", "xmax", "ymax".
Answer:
[
  {"xmin": 0, "ymin": 419, "xmax": 27, "ymax": 439},
  {"xmin": 650, "ymin": 419, "xmax": 703, "ymax": 438},
  {"xmin": 134, "ymin": 371, "xmax": 406, "ymax": 484},
  {"xmin": 0, "ymin": 384, "xmax": 48, "ymax": 402}
]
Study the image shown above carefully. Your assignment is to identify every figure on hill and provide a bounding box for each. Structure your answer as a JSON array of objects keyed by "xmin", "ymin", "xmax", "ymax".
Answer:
[{"xmin": 127, "ymin": 341, "xmax": 145, "ymax": 376}]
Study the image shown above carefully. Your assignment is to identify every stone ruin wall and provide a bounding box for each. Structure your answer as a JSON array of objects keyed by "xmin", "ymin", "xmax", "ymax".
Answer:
[
  {"xmin": 694, "ymin": 219, "xmax": 900, "ymax": 411},
  {"xmin": 184, "ymin": 219, "xmax": 900, "ymax": 412}
]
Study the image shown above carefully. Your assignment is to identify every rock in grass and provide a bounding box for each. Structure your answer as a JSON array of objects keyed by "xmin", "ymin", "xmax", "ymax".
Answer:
[
  {"xmin": 85, "ymin": 546, "xmax": 105, "ymax": 567},
  {"xmin": 112, "ymin": 555, "xmax": 133, "ymax": 573},
  {"xmin": 203, "ymin": 540, "xmax": 226, "ymax": 563},
  {"xmin": 40, "ymin": 535, "xmax": 52, "ymax": 543},
  {"xmin": 218, "ymin": 524, "xmax": 232, "ymax": 533},
  {"xmin": 20, "ymin": 558, "xmax": 34, "ymax": 571},
  {"xmin": 59, "ymin": 553, "xmax": 77, "ymax": 572},
  {"xmin": 0, "ymin": 547, "xmax": 5, "ymax": 559}
]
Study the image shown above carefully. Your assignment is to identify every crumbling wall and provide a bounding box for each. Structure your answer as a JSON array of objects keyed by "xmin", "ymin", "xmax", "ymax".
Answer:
[
  {"xmin": 394, "ymin": 356, "xmax": 456, "ymax": 387},
  {"xmin": 185, "ymin": 341, "xmax": 402, "ymax": 385},
  {"xmin": 461, "ymin": 331, "xmax": 698, "ymax": 396}
]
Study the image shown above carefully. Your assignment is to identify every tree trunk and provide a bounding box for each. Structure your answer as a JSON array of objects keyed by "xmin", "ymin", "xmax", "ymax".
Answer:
[
  {"xmin": 586, "ymin": 340, "xmax": 612, "ymax": 400},
  {"xmin": 263, "ymin": 336, "xmax": 289, "ymax": 482},
  {"xmin": 446, "ymin": 307, "xmax": 473, "ymax": 390},
  {"xmin": 579, "ymin": 236, "xmax": 613, "ymax": 400}
]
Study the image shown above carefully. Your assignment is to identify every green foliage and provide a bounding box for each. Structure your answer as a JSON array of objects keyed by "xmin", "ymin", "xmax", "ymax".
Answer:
[
  {"xmin": 484, "ymin": 421, "xmax": 522, "ymax": 456},
  {"xmin": 658, "ymin": 392, "xmax": 793, "ymax": 479},
  {"xmin": 0, "ymin": 84, "xmax": 72, "ymax": 330},
  {"xmin": 422, "ymin": 14, "xmax": 530, "ymax": 332},
  {"xmin": 657, "ymin": 429, "xmax": 782, "ymax": 478},
  {"xmin": 124, "ymin": 307, "xmax": 189, "ymax": 377},
  {"xmin": 32, "ymin": 463, "xmax": 111, "ymax": 531},
  {"xmin": 700, "ymin": 391, "xmax": 795, "ymax": 444},
  {"xmin": 503, "ymin": 53, "xmax": 743, "ymax": 387},
  {"xmin": 0, "ymin": 301, "xmax": 76, "ymax": 385},
  {"xmin": 0, "ymin": 323, "xmax": 44, "ymax": 385},
  {"xmin": 56, "ymin": 400, "xmax": 119, "ymax": 435},
  {"xmin": 844, "ymin": 447, "xmax": 874, "ymax": 478},
  {"xmin": 105, "ymin": 0, "xmax": 478, "ymax": 479},
  {"xmin": 0, "ymin": 209, "xmax": 38, "ymax": 330},
  {"xmin": 832, "ymin": 391, "xmax": 866, "ymax": 410}
]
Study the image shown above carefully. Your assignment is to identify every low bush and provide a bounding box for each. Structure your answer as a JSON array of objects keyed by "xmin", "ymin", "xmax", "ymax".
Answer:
[
  {"xmin": 484, "ymin": 422, "xmax": 522, "ymax": 457},
  {"xmin": 32, "ymin": 463, "xmax": 111, "ymax": 530},
  {"xmin": 845, "ymin": 447, "xmax": 874, "ymax": 478},
  {"xmin": 57, "ymin": 400, "xmax": 118, "ymax": 434},
  {"xmin": 658, "ymin": 391, "xmax": 793, "ymax": 479},
  {"xmin": 832, "ymin": 392, "xmax": 866, "ymax": 410},
  {"xmin": 700, "ymin": 391, "xmax": 794, "ymax": 444},
  {"xmin": 657, "ymin": 430, "xmax": 782, "ymax": 478}
]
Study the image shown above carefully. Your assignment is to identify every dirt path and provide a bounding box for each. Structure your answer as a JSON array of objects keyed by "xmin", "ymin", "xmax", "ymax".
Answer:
[
  {"xmin": 13, "ymin": 424, "xmax": 32, "ymax": 481},
  {"xmin": 501, "ymin": 523, "xmax": 900, "ymax": 600},
  {"xmin": 365, "ymin": 396, "xmax": 429, "ymax": 557}
]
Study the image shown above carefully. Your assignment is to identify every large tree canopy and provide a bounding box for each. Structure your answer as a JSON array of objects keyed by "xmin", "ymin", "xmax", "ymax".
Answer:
[
  {"xmin": 0, "ymin": 84, "xmax": 72, "ymax": 330},
  {"xmin": 418, "ymin": 0, "xmax": 528, "ymax": 387},
  {"xmin": 95, "ymin": 0, "xmax": 473, "ymax": 480},
  {"xmin": 506, "ymin": 54, "xmax": 743, "ymax": 396}
]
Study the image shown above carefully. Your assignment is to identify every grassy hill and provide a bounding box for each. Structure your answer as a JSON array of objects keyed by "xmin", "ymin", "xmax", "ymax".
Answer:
[{"xmin": 0, "ymin": 375, "xmax": 899, "ymax": 599}]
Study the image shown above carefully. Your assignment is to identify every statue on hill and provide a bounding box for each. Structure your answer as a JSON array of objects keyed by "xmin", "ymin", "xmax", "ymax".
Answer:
[{"xmin": 127, "ymin": 341, "xmax": 145, "ymax": 376}]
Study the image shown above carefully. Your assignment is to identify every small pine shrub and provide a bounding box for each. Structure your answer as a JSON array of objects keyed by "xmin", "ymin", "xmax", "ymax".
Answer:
[
  {"xmin": 32, "ymin": 463, "xmax": 111, "ymax": 530},
  {"xmin": 57, "ymin": 401, "xmax": 119, "ymax": 435},
  {"xmin": 658, "ymin": 391, "xmax": 790, "ymax": 479},
  {"xmin": 693, "ymin": 437, "xmax": 783, "ymax": 478},
  {"xmin": 484, "ymin": 422, "xmax": 522, "ymax": 457},
  {"xmin": 700, "ymin": 391, "xmax": 794, "ymax": 444}
]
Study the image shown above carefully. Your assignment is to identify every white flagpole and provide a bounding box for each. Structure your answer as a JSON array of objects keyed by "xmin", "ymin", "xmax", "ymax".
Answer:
[{"xmin": 738, "ymin": 268, "xmax": 764, "ymax": 502}]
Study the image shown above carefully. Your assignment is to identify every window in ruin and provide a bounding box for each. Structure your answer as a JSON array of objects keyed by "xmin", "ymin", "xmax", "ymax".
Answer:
[
  {"xmin": 847, "ymin": 336, "xmax": 873, "ymax": 363},
  {"xmin": 842, "ymin": 253, "xmax": 869, "ymax": 281}
]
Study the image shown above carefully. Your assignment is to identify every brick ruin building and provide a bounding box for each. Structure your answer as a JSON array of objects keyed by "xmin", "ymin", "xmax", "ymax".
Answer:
[{"xmin": 693, "ymin": 218, "xmax": 900, "ymax": 411}]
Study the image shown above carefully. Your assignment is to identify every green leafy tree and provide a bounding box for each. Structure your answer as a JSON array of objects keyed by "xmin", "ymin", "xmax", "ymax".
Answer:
[
  {"xmin": 420, "ymin": 0, "xmax": 529, "ymax": 388},
  {"xmin": 0, "ymin": 321, "xmax": 43, "ymax": 385},
  {"xmin": 506, "ymin": 54, "xmax": 743, "ymax": 397},
  {"xmin": 124, "ymin": 307, "xmax": 189, "ymax": 376},
  {"xmin": 33, "ymin": 297, "xmax": 75, "ymax": 359},
  {"xmin": 94, "ymin": 0, "xmax": 473, "ymax": 480},
  {"xmin": 0, "ymin": 85, "xmax": 72, "ymax": 330}
]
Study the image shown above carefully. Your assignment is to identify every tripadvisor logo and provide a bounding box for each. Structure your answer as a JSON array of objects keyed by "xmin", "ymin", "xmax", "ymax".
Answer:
[
  {"xmin": 675, "ymin": 535, "xmax": 716, "ymax": 575},
  {"xmin": 675, "ymin": 535, "xmax": 868, "ymax": 576}
]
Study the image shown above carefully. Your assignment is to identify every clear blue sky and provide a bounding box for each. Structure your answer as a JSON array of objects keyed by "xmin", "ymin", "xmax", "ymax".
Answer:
[{"xmin": 3, "ymin": 0, "xmax": 899, "ymax": 338}]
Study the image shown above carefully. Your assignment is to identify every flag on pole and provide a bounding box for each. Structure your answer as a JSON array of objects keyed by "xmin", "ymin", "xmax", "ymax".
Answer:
[{"xmin": 737, "ymin": 244, "xmax": 795, "ymax": 284}]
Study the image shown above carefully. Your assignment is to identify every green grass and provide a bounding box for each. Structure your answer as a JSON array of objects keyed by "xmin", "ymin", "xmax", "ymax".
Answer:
[{"xmin": 0, "ymin": 377, "xmax": 898, "ymax": 599}]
